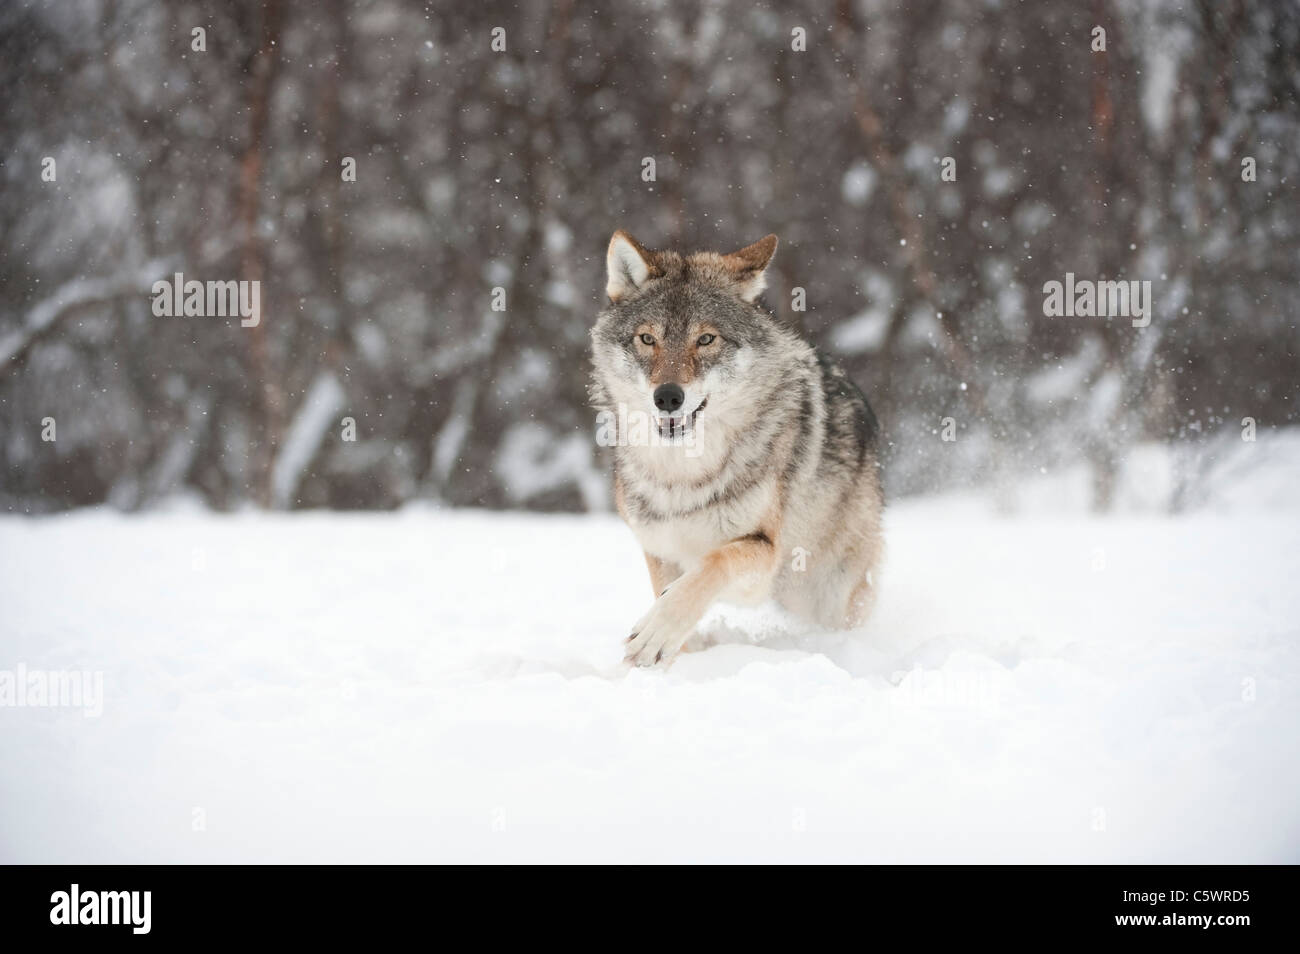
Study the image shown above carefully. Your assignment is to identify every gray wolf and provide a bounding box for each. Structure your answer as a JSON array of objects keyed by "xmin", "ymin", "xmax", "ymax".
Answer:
[{"xmin": 590, "ymin": 230, "xmax": 885, "ymax": 667}]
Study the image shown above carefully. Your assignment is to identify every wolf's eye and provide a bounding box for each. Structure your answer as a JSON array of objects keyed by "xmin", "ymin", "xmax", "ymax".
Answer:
[
  {"xmin": 696, "ymin": 333, "xmax": 716, "ymax": 346},
  {"xmin": 638, "ymin": 333, "xmax": 656, "ymax": 346}
]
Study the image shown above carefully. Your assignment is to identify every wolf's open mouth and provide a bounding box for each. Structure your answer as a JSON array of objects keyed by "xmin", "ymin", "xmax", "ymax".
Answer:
[{"xmin": 657, "ymin": 397, "xmax": 707, "ymax": 441}]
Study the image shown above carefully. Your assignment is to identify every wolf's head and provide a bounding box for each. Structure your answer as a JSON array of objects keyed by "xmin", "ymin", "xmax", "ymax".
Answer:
[{"xmin": 591, "ymin": 230, "xmax": 806, "ymax": 456}]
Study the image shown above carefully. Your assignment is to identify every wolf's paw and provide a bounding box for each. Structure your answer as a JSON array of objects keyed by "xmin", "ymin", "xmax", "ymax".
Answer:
[{"xmin": 624, "ymin": 596, "xmax": 694, "ymax": 668}]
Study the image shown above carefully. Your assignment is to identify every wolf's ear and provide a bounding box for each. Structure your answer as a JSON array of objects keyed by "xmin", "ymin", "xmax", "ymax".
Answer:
[
  {"xmin": 722, "ymin": 234, "xmax": 778, "ymax": 302},
  {"xmin": 606, "ymin": 230, "xmax": 662, "ymax": 302}
]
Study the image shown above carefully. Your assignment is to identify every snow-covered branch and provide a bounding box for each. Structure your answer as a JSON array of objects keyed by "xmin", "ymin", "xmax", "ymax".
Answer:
[{"xmin": 0, "ymin": 258, "xmax": 174, "ymax": 376}]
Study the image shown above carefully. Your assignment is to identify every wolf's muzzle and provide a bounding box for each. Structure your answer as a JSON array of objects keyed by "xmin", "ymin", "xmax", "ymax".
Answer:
[{"xmin": 653, "ymin": 383, "xmax": 685, "ymax": 413}]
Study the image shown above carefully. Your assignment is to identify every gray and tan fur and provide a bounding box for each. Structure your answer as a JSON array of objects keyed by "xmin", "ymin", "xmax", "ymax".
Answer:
[{"xmin": 590, "ymin": 230, "xmax": 884, "ymax": 667}]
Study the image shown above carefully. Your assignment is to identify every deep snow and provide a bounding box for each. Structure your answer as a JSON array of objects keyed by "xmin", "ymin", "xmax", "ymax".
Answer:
[{"xmin": 2, "ymin": 457, "xmax": 1299, "ymax": 862}]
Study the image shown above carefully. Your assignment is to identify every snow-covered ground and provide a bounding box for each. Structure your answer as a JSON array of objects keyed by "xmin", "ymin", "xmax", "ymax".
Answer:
[{"xmin": 2, "ymin": 444, "xmax": 1299, "ymax": 862}]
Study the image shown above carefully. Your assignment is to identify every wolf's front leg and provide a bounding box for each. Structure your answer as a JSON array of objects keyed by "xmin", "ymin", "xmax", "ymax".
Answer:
[
  {"xmin": 643, "ymin": 552, "xmax": 683, "ymax": 597},
  {"xmin": 625, "ymin": 533, "xmax": 777, "ymax": 668}
]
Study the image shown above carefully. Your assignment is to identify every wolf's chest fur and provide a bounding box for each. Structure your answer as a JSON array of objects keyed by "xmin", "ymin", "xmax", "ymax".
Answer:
[{"xmin": 623, "ymin": 468, "xmax": 778, "ymax": 571}]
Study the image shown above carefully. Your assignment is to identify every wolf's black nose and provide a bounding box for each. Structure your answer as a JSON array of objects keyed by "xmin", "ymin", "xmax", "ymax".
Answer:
[{"xmin": 653, "ymin": 383, "xmax": 685, "ymax": 413}]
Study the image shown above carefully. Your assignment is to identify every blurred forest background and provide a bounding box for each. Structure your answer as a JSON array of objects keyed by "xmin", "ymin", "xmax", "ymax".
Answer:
[{"xmin": 1, "ymin": 0, "xmax": 1297, "ymax": 514}]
